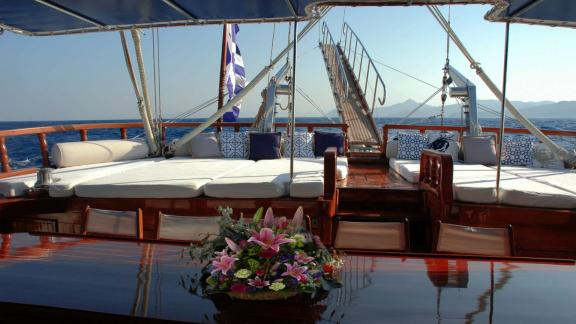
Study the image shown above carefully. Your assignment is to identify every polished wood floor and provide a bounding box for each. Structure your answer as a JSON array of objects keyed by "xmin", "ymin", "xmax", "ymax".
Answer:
[{"xmin": 339, "ymin": 162, "xmax": 418, "ymax": 190}]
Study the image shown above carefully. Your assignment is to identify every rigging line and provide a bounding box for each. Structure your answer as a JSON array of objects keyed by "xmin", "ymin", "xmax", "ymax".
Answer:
[
  {"xmin": 348, "ymin": 48, "xmax": 438, "ymax": 90},
  {"xmin": 296, "ymin": 86, "xmax": 337, "ymax": 124},
  {"xmin": 267, "ymin": 23, "xmax": 277, "ymax": 84},
  {"xmin": 164, "ymin": 96, "xmax": 219, "ymax": 123},
  {"xmin": 397, "ymin": 87, "xmax": 443, "ymax": 125}
]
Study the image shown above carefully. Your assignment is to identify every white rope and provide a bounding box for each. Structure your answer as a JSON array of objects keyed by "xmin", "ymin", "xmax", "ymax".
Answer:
[{"xmin": 296, "ymin": 86, "xmax": 337, "ymax": 124}]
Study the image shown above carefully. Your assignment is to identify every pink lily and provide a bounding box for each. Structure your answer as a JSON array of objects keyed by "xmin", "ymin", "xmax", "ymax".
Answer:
[
  {"xmin": 211, "ymin": 253, "xmax": 238, "ymax": 275},
  {"xmin": 248, "ymin": 228, "xmax": 293, "ymax": 253},
  {"xmin": 225, "ymin": 237, "xmax": 241, "ymax": 253},
  {"xmin": 294, "ymin": 251, "xmax": 315, "ymax": 264},
  {"xmin": 275, "ymin": 216, "xmax": 289, "ymax": 229},
  {"xmin": 248, "ymin": 276, "xmax": 270, "ymax": 288},
  {"xmin": 288, "ymin": 206, "xmax": 304, "ymax": 233},
  {"xmin": 262, "ymin": 207, "xmax": 275, "ymax": 228},
  {"xmin": 282, "ymin": 262, "xmax": 308, "ymax": 281}
]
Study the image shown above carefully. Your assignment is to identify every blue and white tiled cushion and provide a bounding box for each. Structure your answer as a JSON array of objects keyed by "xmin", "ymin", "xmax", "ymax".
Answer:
[
  {"xmin": 397, "ymin": 133, "xmax": 428, "ymax": 160},
  {"xmin": 502, "ymin": 136, "xmax": 534, "ymax": 166},
  {"xmin": 219, "ymin": 131, "xmax": 249, "ymax": 158},
  {"xmin": 283, "ymin": 132, "xmax": 314, "ymax": 158}
]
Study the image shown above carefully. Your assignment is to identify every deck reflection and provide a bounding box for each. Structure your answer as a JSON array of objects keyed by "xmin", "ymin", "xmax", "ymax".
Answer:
[{"xmin": 0, "ymin": 233, "xmax": 574, "ymax": 323}]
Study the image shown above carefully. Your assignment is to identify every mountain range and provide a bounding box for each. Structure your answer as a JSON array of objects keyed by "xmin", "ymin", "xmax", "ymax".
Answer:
[{"xmin": 374, "ymin": 99, "xmax": 575, "ymax": 119}]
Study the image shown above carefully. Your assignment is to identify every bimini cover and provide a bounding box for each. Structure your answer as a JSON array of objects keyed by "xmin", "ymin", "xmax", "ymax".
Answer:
[
  {"xmin": 486, "ymin": 0, "xmax": 576, "ymax": 28},
  {"xmin": 0, "ymin": 0, "xmax": 316, "ymax": 36}
]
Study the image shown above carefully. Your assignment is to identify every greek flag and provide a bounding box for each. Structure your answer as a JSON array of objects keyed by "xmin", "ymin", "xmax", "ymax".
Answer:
[{"xmin": 223, "ymin": 24, "xmax": 245, "ymax": 122}]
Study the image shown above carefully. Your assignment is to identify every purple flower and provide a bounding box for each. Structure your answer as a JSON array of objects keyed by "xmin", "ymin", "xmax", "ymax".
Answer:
[
  {"xmin": 210, "ymin": 253, "xmax": 238, "ymax": 275},
  {"xmin": 284, "ymin": 277, "xmax": 298, "ymax": 288},
  {"xmin": 248, "ymin": 228, "xmax": 293, "ymax": 253},
  {"xmin": 248, "ymin": 276, "xmax": 270, "ymax": 288},
  {"xmin": 282, "ymin": 262, "xmax": 308, "ymax": 281}
]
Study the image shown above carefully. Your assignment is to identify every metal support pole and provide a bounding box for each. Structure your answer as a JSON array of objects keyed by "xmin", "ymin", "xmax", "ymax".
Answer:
[
  {"xmin": 290, "ymin": 20, "xmax": 298, "ymax": 181},
  {"xmin": 496, "ymin": 21, "xmax": 511, "ymax": 202}
]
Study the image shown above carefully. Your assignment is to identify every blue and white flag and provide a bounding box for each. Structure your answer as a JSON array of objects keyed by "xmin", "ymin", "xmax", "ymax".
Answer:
[{"xmin": 223, "ymin": 24, "xmax": 245, "ymax": 122}]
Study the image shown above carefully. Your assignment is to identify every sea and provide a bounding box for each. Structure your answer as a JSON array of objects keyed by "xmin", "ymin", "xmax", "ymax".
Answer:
[{"xmin": 1, "ymin": 117, "xmax": 575, "ymax": 170}]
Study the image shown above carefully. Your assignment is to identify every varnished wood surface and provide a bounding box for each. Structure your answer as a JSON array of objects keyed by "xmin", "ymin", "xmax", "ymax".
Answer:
[
  {"xmin": 0, "ymin": 233, "xmax": 575, "ymax": 323},
  {"xmin": 340, "ymin": 162, "xmax": 418, "ymax": 190}
]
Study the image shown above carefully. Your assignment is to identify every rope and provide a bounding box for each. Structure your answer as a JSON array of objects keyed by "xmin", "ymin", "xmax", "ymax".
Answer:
[
  {"xmin": 267, "ymin": 23, "xmax": 277, "ymax": 84},
  {"xmin": 157, "ymin": 28, "xmax": 163, "ymax": 123},
  {"xmin": 152, "ymin": 28, "xmax": 158, "ymax": 124},
  {"xmin": 296, "ymin": 86, "xmax": 337, "ymax": 124}
]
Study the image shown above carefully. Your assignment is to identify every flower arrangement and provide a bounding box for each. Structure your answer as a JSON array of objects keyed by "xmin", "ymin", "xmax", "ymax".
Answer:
[{"xmin": 190, "ymin": 206, "xmax": 343, "ymax": 300}]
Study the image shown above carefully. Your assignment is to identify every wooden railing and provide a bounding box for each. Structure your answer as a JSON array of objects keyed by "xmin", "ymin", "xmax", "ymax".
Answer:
[
  {"xmin": 0, "ymin": 122, "xmax": 349, "ymax": 178},
  {"xmin": 382, "ymin": 124, "xmax": 576, "ymax": 155}
]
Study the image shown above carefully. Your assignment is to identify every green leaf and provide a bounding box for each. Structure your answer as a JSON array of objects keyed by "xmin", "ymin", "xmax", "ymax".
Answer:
[{"xmin": 252, "ymin": 207, "xmax": 264, "ymax": 225}]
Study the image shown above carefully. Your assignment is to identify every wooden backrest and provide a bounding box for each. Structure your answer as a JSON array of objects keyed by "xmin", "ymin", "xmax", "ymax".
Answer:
[
  {"xmin": 84, "ymin": 206, "xmax": 143, "ymax": 240},
  {"xmin": 334, "ymin": 218, "xmax": 410, "ymax": 252},
  {"xmin": 156, "ymin": 212, "xmax": 221, "ymax": 242},
  {"xmin": 435, "ymin": 221, "xmax": 515, "ymax": 257}
]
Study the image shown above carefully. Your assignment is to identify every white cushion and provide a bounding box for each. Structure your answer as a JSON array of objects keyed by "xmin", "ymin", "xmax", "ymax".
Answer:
[
  {"xmin": 171, "ymin": 138, "xmax": 190, "ymax": 156},
  {"xmin": 52, "ymin": 139, "xmax": 149, "ymax": 168},
  {"xmin": 335, "ymin": 221, "xmax": 406, "ymax": 251},
  {"xmin": 49, "ymin": 159, "xmax": 161, "ymax": 197},
  {"xmin": 389, "ymin": 158, "xmax": 420, "ymax": 184},
  {"xmin": 85, "ymin": 208, "xmax": 139, "ymax": 238},
  {"xmin": 75, "ymin": 158, "xmax": 254, "ymax": 198},
  {"xmin": 204, "ymin": 159, "xmax": 290, "ymax": 198},
  {"xmin": 385, "ymin": 139, "xmax": 399, "ymax": 159},
  {"xmin": 462, "ymin": 135, "xmax": 497, "ymax": 165},
  {"xmin": 452, "ymin": 164, "xmax": 510, "ymax": 204},
  {"xmin": 532, "ymin": 143, "xmax": 565, "ymax": 169},
  {"xmin": 188, "ymin": 132, "xmax": 222, "ymax": 158},
  {"xmin": 158, "ymin": 214, "xmax": 221, "ymax": 241},
  {"xmin": 397, "ymin": 133, "xmax": 428, "ymax": 160},
  {"xmin": 283, "ymin": 132, "xmax": 315, "ymax": 158},
  {"xmin": 291, "ymin": 157, "xmax": 348, "ymax": 180},
  {"xmin": 290, "ymin": 173, "xmax": 324, "ymax": 198},
  {"xmin": 219, "ymin": 131, "xmax": 248, "ymax": 158},
  {"xmin": 0, "ymin": 173, "xmax": 37, "ymax": 197}
]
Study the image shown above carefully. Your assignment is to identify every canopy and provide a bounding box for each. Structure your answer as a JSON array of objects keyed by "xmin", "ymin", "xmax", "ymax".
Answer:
[
  {"xmin": 0, "ymin": 0, "xmax": 315, "ymax": 36},
  {"xmin": 485, "ymin": 0, "xmax": 576, "ymax": 28}
]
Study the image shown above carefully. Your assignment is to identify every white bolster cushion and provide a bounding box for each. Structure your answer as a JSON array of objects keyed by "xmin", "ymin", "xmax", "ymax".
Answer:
[{"xmin": 52, "ymin": 139, "xmax": 149, "ymax": 168}]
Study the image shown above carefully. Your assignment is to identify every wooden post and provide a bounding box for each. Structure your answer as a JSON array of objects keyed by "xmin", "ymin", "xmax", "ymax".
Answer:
[
  {"xmin": 37, "ymin": 133, "xmax": 50, "ymax": 167},
  {"xmin": 0, "ymin": 137, "xmax": 10, "ymax": 173},
  {"xmin": 120, "ymin": 128, "xmax": 127, "ymax": 139},
  {"xmin": 80, "ymin": 129, "xmax": 88, "ymax": 141},
  {"xmin": 161, "ymin": 126, "xmax": 166, "ymax": 145}
]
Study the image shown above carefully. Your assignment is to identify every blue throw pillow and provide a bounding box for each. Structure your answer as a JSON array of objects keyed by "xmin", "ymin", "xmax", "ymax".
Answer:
[
  {"xmin": 314, "ymin": 131, "xmax": 344, "ymax": 157},
  {"xmin": 249, "ymin": 132, "xmax": 282, "ymax": 161},
  {"xmin": 397, "ymin": 133, "xmax": 428, "ymax": 160},
  {"xmin": 503, "ymin": 136, "xmax": 534, "ymax": 166}
]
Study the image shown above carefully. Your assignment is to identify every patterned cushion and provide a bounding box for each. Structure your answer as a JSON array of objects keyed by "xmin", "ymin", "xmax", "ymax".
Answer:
[
  {"xmin": 219, "ymin": 131, "xmax": 248, "ymax": 158},
  {"xmin": 397, "ymin": 133, "xmax": 428, "ymax": 160},
  {"xmin": 427, "ymin": 132, "xmax": 460, "ymax": 161},
  {"xmin": 283, "ymin": 132, "xmax": 314, "ymax": 158},
  {"xmin": 503, "ymin": 136, "xmax": 534, "ymax": 166}
]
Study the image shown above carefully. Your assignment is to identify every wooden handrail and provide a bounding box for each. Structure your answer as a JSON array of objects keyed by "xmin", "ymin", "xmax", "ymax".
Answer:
[
  {"xmin": 0, "ymin": 121, "xmax": 350, "ymax": 177},
  {"xmin": 382, "ymin": 124, "xmax": 576, "ymax": 156}
]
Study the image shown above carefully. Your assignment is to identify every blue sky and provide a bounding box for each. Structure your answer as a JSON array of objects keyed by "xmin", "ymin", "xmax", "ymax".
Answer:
[{"xmin": 1, "ymin": 4, "xmax": 575, "ymax": 121}]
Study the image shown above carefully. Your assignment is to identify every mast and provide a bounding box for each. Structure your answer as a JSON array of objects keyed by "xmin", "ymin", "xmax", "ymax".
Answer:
[{"xmin": 217, "ymin": 25, "xmax": 228, "ymax": 118}]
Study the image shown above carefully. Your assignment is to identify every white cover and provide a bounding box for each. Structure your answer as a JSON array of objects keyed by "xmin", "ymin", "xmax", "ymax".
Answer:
[
  {"xmin": 75, "ymin": 157, "xmax": 254, "ymax": 198},
  {"xmin": 0, "ymin": 173, "xmax": 37, "ymax": 197},
  {"xmin": 388, "ymin": 158, "xmax": 420, "ymax": 184},
  {"xmin": 452, "ymin": 164, "xmax": 513, "ymax": 204},
  {"xmin": 496, "ymin": 166, "xmax": 576, "ymax": 209},
  {"xmin": 49, "ymin": 159, "xmax": 161, "ymax": 197},
  {"xmin": 85, "ymin": 208, "xmax": 139, "ymax": 238},
  {"xmin": 204, "ymin": 158, "xmax": 335, "ymax": 199},
  {"xmin": 52, "ymin": 139, "xmax": 149, "ymax": 168},
  {"xmin": 293, "ymin": 157, "xmax": 349, "ymax": 180},
  {"xmin": 335, "ymin": 221, "xmax": 406, "ymax": 251},
  {"xmin": 158, "ymin": 214, "xmax": 221, "ymax": 241}
]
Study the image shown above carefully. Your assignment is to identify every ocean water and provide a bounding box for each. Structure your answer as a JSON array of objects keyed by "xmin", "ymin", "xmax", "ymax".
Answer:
[{"xmin": 1, "ymin": 117, "xmax": 575, "ymax": 170}]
